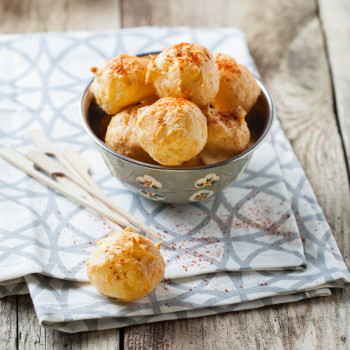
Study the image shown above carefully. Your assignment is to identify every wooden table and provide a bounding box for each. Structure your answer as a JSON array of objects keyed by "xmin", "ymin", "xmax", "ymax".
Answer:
[{"xmin": 1, "ymin": 0, "xmax": 349, "ymax": 348}]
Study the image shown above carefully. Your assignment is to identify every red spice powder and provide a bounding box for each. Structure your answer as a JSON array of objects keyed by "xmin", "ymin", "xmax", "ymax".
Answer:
[
  {"xmin": 215, "ymin": 54, "xmax": 241, "ymax": 75},
  {"xmin": 172, "ymin": 43, "xmax": 202, "ymax": 65}
]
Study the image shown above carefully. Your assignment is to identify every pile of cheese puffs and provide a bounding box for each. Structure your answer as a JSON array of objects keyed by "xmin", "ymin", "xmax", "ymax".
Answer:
[{"xmin": 90, "ymin": 43, "xmax": 261, "ymax": 167}]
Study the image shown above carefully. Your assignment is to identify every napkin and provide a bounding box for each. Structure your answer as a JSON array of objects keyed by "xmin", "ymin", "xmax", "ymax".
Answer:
[
  {"xmin": 0, "ymin": 27, "xmax": 349, "ymax": 333},
  {"xmin": 0, "ymin": 28, "xmax": 307, "ymax": 285}
]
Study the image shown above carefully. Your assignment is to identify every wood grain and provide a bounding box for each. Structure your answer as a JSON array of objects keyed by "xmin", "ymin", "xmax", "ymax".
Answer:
[
  {"xmin": 241, "ymin": 0, "xmax": 350, "ymax": 266},
  {"xmin": 17, "ymin": 294, "xmax": 45, "ymax": 349},
  {"xmin": 0, "ymin": 0, "xmax": 121, "ymax": 33},
  {"xmin": 246, "ymin": 5, "xmax": 350, "ymax": 233},
  {"xmin": 0, "ymin": 296, "xmax": 17, "ymax": 350},
  {"xmin": 0, "ymin": 0, "xmax": 122, "ymax": 349},
  {"xmin": 122, "ymin": 0, "xmax": 350, "ymax": 349},
  {"xmin": 16, "ymin": 294, "xmax": 120, "ymax": 350},
  {"xmin": 121, "ymin": 0, "xmax": 247, "ymax": 28},
  {"xmin": 124, "ymin": 296, "xmax": 349, "ymax": 350},
  {"xmin": 0, "ymin": 0, "xmax": 349, "ymax": 349},
  {"xmin": 318, "ymin": 0, "xmax": 350, "ymax": 175}
]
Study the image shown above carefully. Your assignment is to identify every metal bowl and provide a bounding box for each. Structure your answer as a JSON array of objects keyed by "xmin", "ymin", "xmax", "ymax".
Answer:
[{"xmin": 80, "ymin": 72, "xmax": 275, "ymax": 204}]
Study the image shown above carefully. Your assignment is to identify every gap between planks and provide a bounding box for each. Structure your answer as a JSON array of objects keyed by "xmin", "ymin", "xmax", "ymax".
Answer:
[{"xmin": 317, "ymin": 0, "xmax": 350, "ymax": 180}]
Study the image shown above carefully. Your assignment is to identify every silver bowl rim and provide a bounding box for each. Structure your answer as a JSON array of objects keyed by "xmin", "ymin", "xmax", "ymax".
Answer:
[{"xmin": 80, "ymin": 62, "xmax": 275, "ymax": 172}]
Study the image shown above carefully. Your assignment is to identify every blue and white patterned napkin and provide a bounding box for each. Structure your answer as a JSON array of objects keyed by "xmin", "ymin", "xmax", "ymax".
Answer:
[
  {"xmin": 0, "ymin": 27, "xmax": 349, "ymax": 333},
  {"xmin": 0, "ymin": 28, "xmax": 306, "ymax": 284}
]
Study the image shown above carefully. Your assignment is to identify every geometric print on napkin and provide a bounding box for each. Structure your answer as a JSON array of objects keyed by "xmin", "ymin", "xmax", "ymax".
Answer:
[
  {"xmin": 0, "ymin": 29, "xmax": 308, "ymax": 284},
  {"xmin": 1, "ymin": 28, "xmax": 350, "ymax": 334},
  {"xmin": 25, "ymin": 270, "xmax": 335, "ymax": 332},
  {"xmin": 0, "ymin": 138, "xmax": 307, "ymax": 283},
  {"xmin": 22, "ymin": 114, "xmax": 350, "ymax": 333}
]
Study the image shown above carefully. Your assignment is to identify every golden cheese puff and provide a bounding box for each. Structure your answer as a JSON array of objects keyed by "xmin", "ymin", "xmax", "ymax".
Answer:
[
  {"xmin": 90, "ymin": 54, "xmax": 154, "ymax": 115},
  {"xmin": 136, "ymin": 97, "xmax": 208, "ymax": 166},
  {"xmin": 199, "ymin": 106, "xmax": 250, "ymax": 165},
  {"xmin": 212, "ymin": 53, "xmax": 261, "ymax": 113},
  {"xmin": 86, "ymin": 228, "xmax": 165, "ymax": 301},
  {"xmin": 105, "ymin": 105, "xmax": 156, "ymax": 164},
  {"xmin": 147, "ymin": 43, "xmax": 219, "ymax": 107}
]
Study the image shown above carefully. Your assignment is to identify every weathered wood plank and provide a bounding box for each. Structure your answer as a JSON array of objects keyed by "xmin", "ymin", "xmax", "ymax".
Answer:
[
  {"xmin": 44, "ymin": 326, "xmax": 120, "ymax": 350},
  {"xmin": 245, "ymin": 3, "xmax": 350, "ymax": 275},
  {"xmin": 318, "ymin": 0, "xmax": 350, "ymax": 175},
  {"xmin": 0, "ymin": 0, "xmax": 122, "ymax": 349},
  {"xmin": 122, "ymin": 0, "xmax": 350, "ymax": 349},
  {"xmin": 242, "ymin": 1, "xmax": 350, "ymax": 262},
  {"xmin": 0, "ymin": 296, "xmax": 17, "ymax": 350},
  {"xmin": 122, "ymin": 0, "xmax": 243, "ymax": 28},
  {"xmin": 0, "ymin": 0, "xmax": 121, "ymax": 34},
  {"xmin": 15, "ymin": 285, "xmax": 121, "ymax": 350},
  {"xmin": 76, "ymin": 329, "xmax": 121, "ymax": 350},
  {"xmin": 17, "ymin": 294, "xmax": 45, "ymax": 349},
  {"xmin": 124, "ymin": 294, "xmax": 349, "ymax": 350},
  {"xmin": 0, "ymin": 0, "xmax": 349, "ymax": 349}
]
